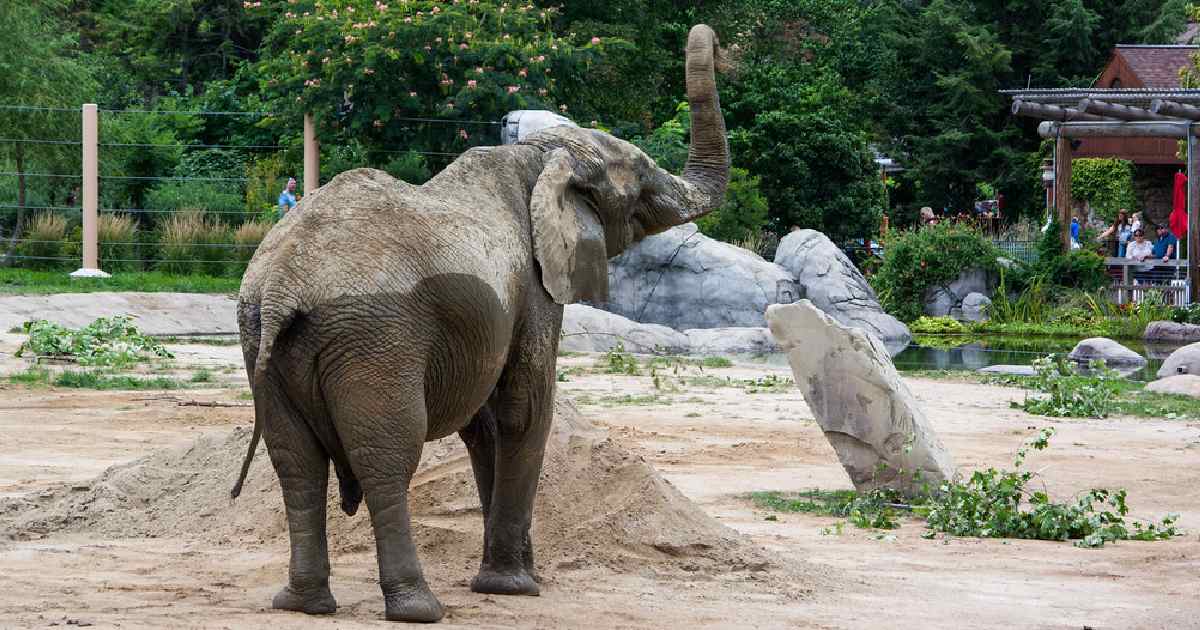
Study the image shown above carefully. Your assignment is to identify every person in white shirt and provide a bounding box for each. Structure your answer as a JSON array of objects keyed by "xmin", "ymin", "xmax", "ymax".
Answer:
[{"xmin": 1126, "ymin": 229, "xmax": 1153, "ymax": 261}]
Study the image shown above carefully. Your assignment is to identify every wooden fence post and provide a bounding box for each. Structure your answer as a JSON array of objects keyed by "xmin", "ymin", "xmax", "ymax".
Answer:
[
  {"xmin": 70, "ymin": 104, "xmax": 109, "ymax": 279},
  {"xmin": 1189, "ymin": 129, "xmax": 1199, "ymax": 304},
  {"xmin": 1055, "ymin": 134, "xmax": 1073, "ymax": 253},
  {"xmin": 304, "ymin": 113, "xmax": 319, "ymax": 197}
]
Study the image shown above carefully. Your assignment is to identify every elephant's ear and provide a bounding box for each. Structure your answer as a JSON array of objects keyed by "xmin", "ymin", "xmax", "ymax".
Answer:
[{"xmin": 530, "ymin": 148, "xmax": 608, "ymax": 305}]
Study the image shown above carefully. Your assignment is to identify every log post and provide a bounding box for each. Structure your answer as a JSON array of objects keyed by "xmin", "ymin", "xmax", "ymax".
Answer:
[
  {"xmin": 1056, "ymin": 134, "xmax": 1073, "ymax": 253},
  {"xmin": 1190, "ymin": 130, "xmax": 1200, "ymax": 304},
  {"xmin": 1152, "ymin": 99, "xmax": 1200, "ymax": 121},
  {"xmin": 1077, "ymin": 98, "xmax": 1172, "ymax": 122},
  {"xmin": 303, "ymin": 113, "xmax": 319, "ymax": 196}
]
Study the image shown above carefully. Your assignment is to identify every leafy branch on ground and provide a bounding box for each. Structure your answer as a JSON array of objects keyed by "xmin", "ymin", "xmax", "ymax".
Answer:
[
  {"xmin": 1017, "ymin": 354, "xmax": 1121, "ymax": 418},
  {"xmin": 754, "ymin": 429, "xmax": 1180, "ymax": 548},
  {"xmin": 15, "ymin": 315, "xmax": 174, "ymax": 367}
]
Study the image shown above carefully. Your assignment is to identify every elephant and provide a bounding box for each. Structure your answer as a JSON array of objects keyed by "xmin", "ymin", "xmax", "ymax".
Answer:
[{"xmin": 230, "ymin": 23, "xmax": 729, "ymax": 623}]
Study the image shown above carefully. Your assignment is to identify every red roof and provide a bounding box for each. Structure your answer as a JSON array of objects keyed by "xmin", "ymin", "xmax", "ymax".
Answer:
[{"xmin": 1105, "ymin": 45, "xmax": 1198, "ymax": 88}]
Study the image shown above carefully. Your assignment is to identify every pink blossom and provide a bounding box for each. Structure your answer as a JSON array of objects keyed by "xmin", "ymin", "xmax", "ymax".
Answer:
[
  {"xmin": 467, "ymin": 79, "xmax": 477, "ymax": 88},
  {"xmin": 476, "ymin": 67, "xmax": 484, "ymax": 74},
  {"xmin": 404, "ymin": 16, "xmax": 412, "ymax": 22},
  {"xmin": 518, "ymin": 68, "xmax": 527, "ymax": 77},
  {"xmin": 507, "ymin": 85, "xmax": 520, "ymax": 94},
  {"xmin": 535, "ymin": 55, "xmax": 545, "ymax": 62},
  {"xmin": 364, "ymin": 68, "xmax": 375, "ymax": 75},
  {"xmin": 459, "ymin": 129, "xmax": 469, "ymax": 140},
  {"xmin": 460, "ymin": 43, "xmax": 468, "ymax": 49},
  {"xmin": 590, "ymin": 37, "xmax": 601, "ymax": 45}
]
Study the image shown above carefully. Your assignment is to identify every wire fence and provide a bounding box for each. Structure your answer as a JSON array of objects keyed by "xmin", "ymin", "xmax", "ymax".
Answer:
[{"xmin": 0, "ymin": 103, "xmax": 503, "ymax": 274}]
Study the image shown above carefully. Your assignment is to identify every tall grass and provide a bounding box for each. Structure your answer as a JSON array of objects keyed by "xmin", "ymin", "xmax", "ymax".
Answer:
[
  {"xmin": 15, "ymin": 212, "xmax": 71, "ymax": 270},
  {"xmin": 987, "ymin": 272, "xmax": 1053, "ymax": 324},
  {"xmin": 229, "ymin": 220, "xmax": 273, "ymax": 275},
  {"xmin": 98, "ymin": 213, "xmax": 139, "ymax": 272},
  {"xmin": 156, "ymin": 209, "xmax": 231, "ymax": 276}
]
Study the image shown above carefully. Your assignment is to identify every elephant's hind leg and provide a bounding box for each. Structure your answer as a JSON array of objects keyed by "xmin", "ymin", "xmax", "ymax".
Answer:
[
  {"xmin": 259, "ymin": 376, "xmax": 337, "ymax": 615},
  {"xmin": 332, "ymin": 386, "xmax": 444, "ymax": 623}
]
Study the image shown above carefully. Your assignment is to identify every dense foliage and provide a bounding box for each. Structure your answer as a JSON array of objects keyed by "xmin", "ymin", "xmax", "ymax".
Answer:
[
  {"xmin": 16, "ymin": 315, "xmax": 173, "ymax": 366},
  {"xmin": 1, "ymin": 0, "xmax": 1192, "ymax": 266},
  {"xmin": 1071, "ymin": 158, "xmax": 1137, "ymax": 222},
  {"xmin": 871, "ymin": 223, "xmax": 1002, "ymax": 322}
]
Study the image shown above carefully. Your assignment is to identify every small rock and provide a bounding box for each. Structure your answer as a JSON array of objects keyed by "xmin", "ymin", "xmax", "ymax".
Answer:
[
  {"xmin": 1145, "ymin": 374, "xmax": 1200, "ymax": 398},
  {"xmin": 978, "ymin": 364, "xmax": 1037, "ymax": 376},
  {"xmin": 1067, "ymin": 338, "xmax": 1147, "ymax": 368}
]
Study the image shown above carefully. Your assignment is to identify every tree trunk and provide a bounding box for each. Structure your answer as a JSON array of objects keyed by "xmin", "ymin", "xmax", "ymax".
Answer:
[{"xmin": 6, "ymin": 142, "xmax": 27, "ymax": 263}]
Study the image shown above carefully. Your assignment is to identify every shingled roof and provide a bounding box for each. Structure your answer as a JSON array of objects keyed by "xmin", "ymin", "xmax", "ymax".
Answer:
[{"xmin": 1102, "ymin": 45, "xmax": 1198, "ymax": 89}]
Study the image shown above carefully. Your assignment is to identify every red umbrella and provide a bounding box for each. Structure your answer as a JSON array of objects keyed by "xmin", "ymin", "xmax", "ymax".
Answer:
[{"xmin": 1171, "ymin": 171, "xmax": 1188, "ymax": 239}]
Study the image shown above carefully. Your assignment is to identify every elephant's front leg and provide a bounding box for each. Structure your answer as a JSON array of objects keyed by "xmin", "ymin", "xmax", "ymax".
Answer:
[{"xmin": 469, "ymin": 347, "xmax": 555, "ymax": 596}]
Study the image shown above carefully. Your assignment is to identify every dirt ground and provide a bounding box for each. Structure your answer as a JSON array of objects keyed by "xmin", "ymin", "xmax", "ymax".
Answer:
[{"xmin": 1, "ymin": 337, "xmax": 1198, "ymax": 629}]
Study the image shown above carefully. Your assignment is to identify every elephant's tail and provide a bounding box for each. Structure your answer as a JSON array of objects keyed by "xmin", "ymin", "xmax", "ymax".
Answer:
[{"xmin": 231, "ymin": 299, "xmax": 297, "ymax": 499}]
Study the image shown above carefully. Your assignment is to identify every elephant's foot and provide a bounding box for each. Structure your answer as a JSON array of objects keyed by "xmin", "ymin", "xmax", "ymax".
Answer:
[
  {"xmin": 384, "ymin": 586, "xmax": 444, "ymax": 623},
  {"xmin": 470, "ymin": 567, "xmax": 539, "ymax": 596},
  {"xmin": 272, "ymin": 584, "xmax": 337, "ymax": 615}
]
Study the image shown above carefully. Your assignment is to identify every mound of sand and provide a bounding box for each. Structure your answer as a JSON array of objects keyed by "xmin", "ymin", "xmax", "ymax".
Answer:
[{"xmin": 4, "ymin": 400, "xmax": 769, "ymax": 578}]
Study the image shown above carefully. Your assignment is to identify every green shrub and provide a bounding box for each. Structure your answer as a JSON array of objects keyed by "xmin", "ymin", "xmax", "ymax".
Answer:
[
  {"xmin": 909, "ymin": 316, "xmax": 966, "ymax": 334},
  {"xmin": 872, "ymin": 223, "xmax": 1001, "ymax": 322},
  {"xmin": 245, "ymin": 153, "xmax": 287, "ymax": 218},
  {"xmin": 15, "ymin": 212, "xmax": 71, "ymax": 270},
  {"xmin": 174, "ymin": 148, "xmax": 248, "ymax": 183},
  {"xmin": 145, "ymin": 181, "xmax": 246, "ymax": 220},
  {"xmin": 1019, "ymin": 354, "xmax": 1120, "ymax": 418},
  {"xmin": 1071, "ymin": 158, "xmax": 1135, "ymax": 222},
  {"xmin": 157, "ymin": 210, "xmax": 232, "ymax": 276},
  {"xmin": 695, "ymin": 167, "xmax": 770, "ymax": 245},
  {"xmin": 1047, "ymin": 249, "xmax": 1109, "ymax": 291},
  {"xmin": 383, "ymin": 150, "xmax": 432, "ymax": 184}
]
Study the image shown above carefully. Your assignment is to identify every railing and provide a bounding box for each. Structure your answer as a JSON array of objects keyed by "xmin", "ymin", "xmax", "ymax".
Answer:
[
  {"xmin": 1104, "ymin": 257, "xmax": 1190, "ymax": 306},
  {"xmin": 993, "ymin": 239, "xmax": 1038, "ymax": 264}
]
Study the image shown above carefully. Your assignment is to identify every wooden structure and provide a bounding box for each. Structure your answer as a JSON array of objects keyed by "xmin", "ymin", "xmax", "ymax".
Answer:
[{"xmin": 1002, "ymin": 88, "xmax": 1200, "ymax": 302}]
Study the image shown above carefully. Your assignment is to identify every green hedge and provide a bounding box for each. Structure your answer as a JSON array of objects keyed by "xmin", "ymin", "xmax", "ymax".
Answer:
[{"xmin": 871, "ymin": 223, "xmax": 1002, "ymax": 322}]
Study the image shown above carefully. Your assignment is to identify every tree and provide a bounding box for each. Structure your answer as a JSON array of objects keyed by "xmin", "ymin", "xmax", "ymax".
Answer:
[
  {"xmin": 0, "ymin": 0, "xmax": 96, "ymax": 242},
  {"xmin": 251, "ymin": 0, "xmax": 630, "ymax": 166}
]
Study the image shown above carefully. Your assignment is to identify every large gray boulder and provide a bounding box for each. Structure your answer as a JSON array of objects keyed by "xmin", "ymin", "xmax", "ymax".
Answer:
[
  {"xmin": 605, "ymin": 224, "xmax": 797, "ymax": 329},
  {"xmin": 961, "ymin": 292, "xmax": 992, "ymax": 323},
  {"xmin": 1144, "ymin": 321, "xmax": 1200, "ymax": 344},
  {"xmin": 765, "ymin": 300, "xmax": 955, "ymax": 497},
  {"xmin": 773, "ymin": 230, "xmax": 911, "ymax": 344},
  {"xmin": 560, "ymin": 304, "xmax": 689, "ymax": 354},
  {"xmin": 1158, "ymin": 341, "xmax": 1200, "ymax": 378},
  {"xmin": 684, "ymin": 327, "xmax": 778, "ymax": 354},
  {"xmin": 1067, "ymin": 338, "xmax": 1147, "ymax": 368}
]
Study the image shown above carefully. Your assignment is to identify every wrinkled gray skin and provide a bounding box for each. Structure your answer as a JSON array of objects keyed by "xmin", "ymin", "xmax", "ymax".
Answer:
[{"xmin": 232, "ymin": 25, "xmax": 729, "ymax": 623}]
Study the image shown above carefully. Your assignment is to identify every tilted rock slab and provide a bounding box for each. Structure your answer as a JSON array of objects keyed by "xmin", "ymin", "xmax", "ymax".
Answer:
[{"xmin": 765, "ymin": 300, "xmax": 955, "ymax": 497}]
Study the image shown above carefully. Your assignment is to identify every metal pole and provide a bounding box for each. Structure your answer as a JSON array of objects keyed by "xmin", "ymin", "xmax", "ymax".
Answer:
[
  {"xmin": 70, "ymin": 104, "xmax": 109, "ymax": 279},
  {"xmin": 303, "ymin": 113, "xmax": 319, "ymax": 197},
  {"xmin": 1189, "ymin": 130, "xmax": 1200, "ymax": 304}
]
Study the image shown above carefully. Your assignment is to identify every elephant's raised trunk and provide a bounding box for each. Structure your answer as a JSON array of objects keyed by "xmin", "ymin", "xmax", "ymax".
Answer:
[
  {"xmin": 678, "ymin": 24, "xmax": 730, "ymax": 219},
  {"xmin": 642, "ymin": 24, "xmax": 730, "ymax": 226}
]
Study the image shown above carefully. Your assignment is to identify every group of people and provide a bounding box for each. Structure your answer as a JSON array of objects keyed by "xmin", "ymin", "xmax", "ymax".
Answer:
[
  {"xmin": 1096, "ymin": 209, "xmax": 1177, "ymax": 263},
  {"xmin": 918, "ymin": 205, "xmax": 1004, "ymax": 235}
]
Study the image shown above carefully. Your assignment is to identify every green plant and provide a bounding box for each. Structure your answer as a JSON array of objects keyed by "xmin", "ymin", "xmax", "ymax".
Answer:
[
  {"xmin": 383, "ymin": 150, "xmax": 432, "ymax": 185},
  {"xmin": 97, "ymin": 212, "xmax": 140, "ymax": 272},
  {"xmin": 694, "ymin": 167, "xmax": 770, "ymax": 245},
  {"xmin": 988, "ymin": 271, "xmax": 1053, "ymax": 324},
  {"xmin": 909, "ymin": 316, "xmax": 966, "ymax": 334},
  {"xmin": 751, "ymin": 488, "xmax": 906, "ymax": 529},
  {"xmin": 190, "ymin": 368, "xmax": 214, "ymax": 383},
  {"xmin": 598, "ymin": 343, "xmax": 640, "ymax": 375},
  {"xmin": 1070, "ymin": 158, "xmax": 1136, "ymax": 222},
  {"xmin": 872, "ymin": 223, "xmax": 1001, "ymax": 322},
  {"xmin": 53, "ymin": 369, "xmax": 184, "ymax": 390},
  {"xmin": 925, "ymin": 428, "xmax": 1178, "ymax": 547},
  {"xmin": 0, "ymin": 269, "xmax": 240, "ymax": 294},
  {"xmin": 245, "ymin": 153, "xmax": 287, "ymax": 218},
  {"xmin": 700, "ymin": 356, "xmax": 733, "ymax": 368},
  {"xmin": 156, "ymin": 209, "xmax": 233, "ymax": 276},
  {"xmin": 1171, "ymin": 303, "xmax": 1200, "ymax": 324},
  {"xmin": 15, "ymin": 315, "xmax": 174, "ymax": 367},
  {"xmin": 145, "ymin": 181, "xmax": 246, "ymax": 220},
  {"xmin": 1019, "ymin": 354, "xmax": 1120, "ymax": 418}
]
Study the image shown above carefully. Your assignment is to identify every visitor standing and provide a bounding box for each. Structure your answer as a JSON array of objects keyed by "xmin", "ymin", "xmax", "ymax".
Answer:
[
  {"xmin": 1097, "ymin": 209, "xmax": 1132, "ymax": 257},
  {"xmin": 1070, "ymin": 217, "xmax": 1081, "ymax": 249},
  {"xmin": 278, "ymin": 177, "xmax": 299, "ymax": 218}
]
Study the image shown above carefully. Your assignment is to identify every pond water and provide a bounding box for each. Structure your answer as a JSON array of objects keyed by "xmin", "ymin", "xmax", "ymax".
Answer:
[
  {"xmin": 891, "ymin": 335, "xmax": 1182, "ymax": 381},
  {"xmin": 741, "ymin": 335, "xmax": 1184, "ymax": 381}
]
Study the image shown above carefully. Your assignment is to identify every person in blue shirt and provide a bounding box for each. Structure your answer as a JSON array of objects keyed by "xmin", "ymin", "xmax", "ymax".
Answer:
[
  {"xmin": 278, "ymin": 177, "xmax": 299, "ymax": 218},
  {"xmin": 1152, "ymin": 224, "xmax": 1177, "ymax": 262},
  {"xmin": 1069, "ymin": 217, "xmax": 1080, "ymax": 246}
]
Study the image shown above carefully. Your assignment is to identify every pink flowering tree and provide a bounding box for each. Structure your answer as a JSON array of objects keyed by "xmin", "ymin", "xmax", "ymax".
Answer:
[{"xmin": 251, "ymin": 0, "xmax": 627, "ymax": 162}]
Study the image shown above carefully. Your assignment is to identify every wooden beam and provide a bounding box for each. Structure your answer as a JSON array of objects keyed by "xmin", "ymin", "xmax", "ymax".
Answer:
[
  {"xmin": 1151, "ymin": 99, "xmax": 1200, "ymax": 121},
  {"xmin": 1056, "ymin": 135, "xmax": 1073, "ymax": 253},
  {"xmin": 1037, "ymin": 120, "xmax": 1196, "ymax": 138},
  {"xmin": 1077, "ymin": 98, "xmax": 1174, "ymax": 121},
  {"xmin": 1190, "ymin": 131, "xmax": 1199, "ymax": 304},
  {"xmin": 1012, "ymin": 99, "xmax": 1115, "ymax": 122}
]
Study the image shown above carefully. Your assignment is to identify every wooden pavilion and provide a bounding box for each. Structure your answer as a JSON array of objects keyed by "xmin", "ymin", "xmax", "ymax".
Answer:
[{"xmin": 1002, "ymin": 87, "xmax": 1200, "ymax": 302}]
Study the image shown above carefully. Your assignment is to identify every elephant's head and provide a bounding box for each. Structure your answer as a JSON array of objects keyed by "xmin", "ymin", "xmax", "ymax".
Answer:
[{"xmin": 519, "ymin": 24, "xmax": 729, "ymax": 305}]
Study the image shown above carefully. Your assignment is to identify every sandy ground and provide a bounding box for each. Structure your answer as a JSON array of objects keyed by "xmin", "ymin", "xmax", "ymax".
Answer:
[{"xmin": 1, "ymin": 338, "xmax": 1198, "ymax": 629}]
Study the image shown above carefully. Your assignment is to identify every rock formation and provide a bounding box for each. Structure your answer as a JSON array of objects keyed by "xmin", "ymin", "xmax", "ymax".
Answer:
[{"xmin": 765, "ymin": 300, "xmax": 955, "ymax": 497}]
